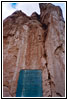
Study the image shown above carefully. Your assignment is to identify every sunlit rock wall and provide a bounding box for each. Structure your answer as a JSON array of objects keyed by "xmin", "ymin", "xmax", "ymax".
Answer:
[{"xmin": 3, "ymin": 3, "xmax": 65, "ymax": 97}]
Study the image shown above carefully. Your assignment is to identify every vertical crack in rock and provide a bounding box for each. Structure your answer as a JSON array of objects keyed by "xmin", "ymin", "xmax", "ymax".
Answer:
[{"xmin": 43, "ymin": 52, "xmax": 53, "ymax": 97}]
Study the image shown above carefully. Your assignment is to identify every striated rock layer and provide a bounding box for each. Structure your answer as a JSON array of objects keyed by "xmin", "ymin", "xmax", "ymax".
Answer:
[{"xmin": 3, "ymin": 3, "xmax": 65, "ymax": 97}]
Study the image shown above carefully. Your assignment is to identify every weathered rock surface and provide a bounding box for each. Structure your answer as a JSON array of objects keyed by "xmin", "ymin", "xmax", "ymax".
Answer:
[
  {"xmin": 3, "ymin": 3, "xmax": 65, "ymax": 97},
  {"xmin": 39, "ymin": 3, "xmax": 65, "ymax": 97},
  {"xmin": 31, "ymin": 12, "xmax": 40, "ymax": 21}
]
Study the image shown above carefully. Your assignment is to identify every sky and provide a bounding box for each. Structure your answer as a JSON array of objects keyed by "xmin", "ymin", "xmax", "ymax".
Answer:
[{"xmin": 2, "ymin": 2, "xmax": 66, "ymax": 20}]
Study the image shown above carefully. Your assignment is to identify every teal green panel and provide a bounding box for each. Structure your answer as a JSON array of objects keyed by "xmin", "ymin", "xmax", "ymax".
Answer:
[{"xmin": 16, "ymin": 70, "xmax": 43, "ymax": 97}]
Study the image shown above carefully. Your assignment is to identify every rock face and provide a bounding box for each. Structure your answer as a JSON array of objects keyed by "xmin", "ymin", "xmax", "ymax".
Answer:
[{"xmin": 3, "ymin": 3, "xmax": 65, "ymax": 97}]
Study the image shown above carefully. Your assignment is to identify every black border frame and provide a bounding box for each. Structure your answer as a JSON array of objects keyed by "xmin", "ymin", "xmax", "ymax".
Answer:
[{"xmin": 1, "ymin": 1, "xmax": 67, "ymax": 99}]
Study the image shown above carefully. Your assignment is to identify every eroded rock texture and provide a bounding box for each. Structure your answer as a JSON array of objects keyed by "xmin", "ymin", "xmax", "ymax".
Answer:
[{"xmin": 3, "ymin": 3, "xmax": 65, "ymax": 97}]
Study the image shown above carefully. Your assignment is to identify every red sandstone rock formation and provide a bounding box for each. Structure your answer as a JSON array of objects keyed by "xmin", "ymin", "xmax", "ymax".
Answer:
[{"xmin": 3, "ymin": 3, "xmax": 65, "ymax": 97}]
